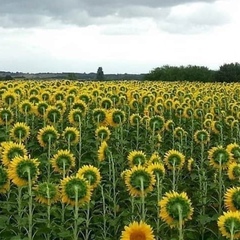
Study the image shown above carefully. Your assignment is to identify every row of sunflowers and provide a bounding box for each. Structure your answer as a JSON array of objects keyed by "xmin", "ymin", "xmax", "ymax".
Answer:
[{"xmin": 0, "ymin": 80, "xmax": 240, "ymax": 240}]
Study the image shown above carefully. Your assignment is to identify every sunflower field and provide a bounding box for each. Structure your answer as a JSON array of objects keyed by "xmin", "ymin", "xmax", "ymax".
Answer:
[{"xmin": 0, "ymin": 80, "xmax": 240, "ymax": 240}]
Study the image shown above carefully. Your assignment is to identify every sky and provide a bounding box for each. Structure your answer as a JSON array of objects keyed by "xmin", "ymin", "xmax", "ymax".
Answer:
[{"xmin": 0, "ymin": 0, "xmax": 239, "ymax": 74}]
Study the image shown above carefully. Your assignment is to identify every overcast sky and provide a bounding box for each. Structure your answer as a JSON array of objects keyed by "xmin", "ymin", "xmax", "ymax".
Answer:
[{"xmin": 0, "ymin": 0, "xmax": 239, "ymax": 74}]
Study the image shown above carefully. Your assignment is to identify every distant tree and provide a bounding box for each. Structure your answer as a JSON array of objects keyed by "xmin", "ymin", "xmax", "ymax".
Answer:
[
  {"xmin": 215, "ymin": 62, "xmax": 240, "ymax": 82},
  {"xmin": 96, "ymin": 67, "xmax": 104, "ymax": 81},
  {"xmin": 67, "ymin": 73, "xmax": 77, "ymax": 80}
]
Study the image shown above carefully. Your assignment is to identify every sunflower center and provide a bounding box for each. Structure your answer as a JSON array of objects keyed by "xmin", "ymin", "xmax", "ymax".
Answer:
[{"xmin": 130, "ymin": 231, "xmax": 146, "ymax": 240}]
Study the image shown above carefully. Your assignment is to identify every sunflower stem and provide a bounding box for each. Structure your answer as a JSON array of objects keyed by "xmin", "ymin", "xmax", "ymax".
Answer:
[
  {"xmin": 136, "ymin": 119, "xmax": 139, "ymax": 150},
  {"xmin": 47, "ymin": 136, "xmax": 52, "ymax": 183},
  {"xmin": 74, "ymin": 186, "xmax": 79, "ymax": 240},
  {"xmin": 140, "ymin": 177, "xmax": 145, "ymax": 221},
  {"xmin": 100, "ymin": 184, "xmax": 107, "ymax": 240},
  {"xmin": 17, "ymin": 187, "xmax": 23, "ymax": 232},
  {"xmin": 177, "ymin": 204, "xmax": 184, "ymax": 240},
  {"xmin": 61, "ymin": 162, "xmax": 66, "ymax": 225},
  {"xmin": 230, "ymin": 221, "xmax": 235, "ymax": 240},
  {"xmin": 27, "ymin": 169, "xmax": 33, "ymax": 240},
  {"xmin": 78, "ymin": 116, "xmax": 82, "ymax": 169},
  {"xmin": 84, "ymin": 201, "xmax": 91, "ymax": 240},
  {"xmin": 173, "ymin": 161, "xmax": 176, "ymax": 191},
  {"xmin": 156, "ymin": 175, "xmax": 163, "ymax": 240}
]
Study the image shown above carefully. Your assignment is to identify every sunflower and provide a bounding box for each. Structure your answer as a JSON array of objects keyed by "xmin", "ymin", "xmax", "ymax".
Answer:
[
  {"xmin": 127, "ymin": 150, "xmax": 147, "ymax": 167},
  {"xmin": 211, "ymin": 120, "xmax": 222, "ymax": 134},
  {"xmin": 10, "ymin": 122, "xmax": 30, "ymax": 143},
  {"xmin": 68, "ymin": 109, "xmax": 84, "ymax": 126},
  {"xmin": 164, "ymin": 149, "xmax": 185, "ymax": 170},
  {"xmin": 187, "ymin": 158, "xmax": 194, "ymax": 172},
  {"xmin": 51, "ymin": 149, "xmax": 75, "ymax": 174},
  {"xmin": 183, "ymin": 107, "xmax": 194, "ymax": 119},
  {"xmin": 193, "ymin": 129, "xmax": 210, "ymax": 144},
  {"xmin": 129, "ymin": 114, "xmax": 141, "ymax": 126},
  {"xmin": 227, "ymin": 143, "xmax": 240, "ymax": 162},
  {"xmin": 95, "ymin": 126, "xmax": 111, "ymax": 142},
  {"xmin": 33, "ymin": 101, "xmax": 49, "ymax": 117},
  {"xmin": 0, "ymin": 166, "xmax": 10, "ymax": 193},
  {"xmin": 2, "ymin": 91, "xmax": 17, "ymax": 107},
  {"xmin": 148, "ymin": 115, "xmax": 165, "ymax": 133},
  {"xmin": 41, "ymin": 91, "xmax": 51, "ymax": 101},
  {"xmin": 19, "ymin": 100, "xmax": 33, "ymax": 115},
  {"xmin": 173, "ymin": 127, "xmax": 187, "ymax": 140},
  {"xmin": 106, "ymin": 109, "xmax": 126, "ymax": 127},
  {"xmin": 8, "ymin": 155, "xmax": 40, "ymax": 187},
  {"xmin": 218, "ymin": 211, "xmax": 240, "ymax": 239},
  {"xmin": 92, "ymin": 108, "xmax": 107, "ymax": 126},
  {"xmin": 120, "ymin": 221, "xmax": 155, "ymax": 240},
  {"xmin": 79, "ymin": 93, "xmax": 91, "ymax": 105},
  {"xmin": 62, "ymin": 127, "xmax": 80, "ymax": 145},
  {"xmin": 97, "ymin": 141, "xmax": 108, "ymax": 162},
  {"xmin": 76, "ymin": 165, "xmax": 101, "ymax": 189},
  {"xmin": 66, "ymin": 94, "xmax": 76, "ymax": 106},
  {"xmin": 164, "ymin": 120, "xmax": 175, "ymax": 132},
  {"xmin": 45, "ymin": 106, "xmax": 62, "ymax": 124},
  {"xmin": 147, "ymin": 152, "xmax": 162, "ymax": 164},
  {"xmin": 100, "ymin": 97, "xmax": 113, "ymax": 109},
  {"xmin": 72, "ymin": 100, "xmax": 88, "ymax": 115},
  {"xmin": 37, "ymin": 125, "xmax": 59, "ymax": 148},
  {"xmin": 146, "ymin": 163, "xmax": 165, "ymax": 179},
  {"xmin": 154, "ymin": 103, "xmax": 164, "ymax": 115},
  {"xmin": 208, "ymin": 146, "xmax": 232, "ymax": 169},
  {"xmin": 0, "ymin": 141, "xmax": 27, "ymax": 166},
  {"xmin": 159, "ymin": 191, "xmax": 193, "ymax": 228},
  {"xmin": 228, "ymin": 162, "xmax": 240, "ymax": 180},
  {"xmin": 124, "ymin": 165, "xmax": 155, "ymax": 197},
  {"xmin": 224, "ymin": 187, "xmax": 240, "ymax": 212},
  {"xmin": 34, "ymin": 182, "xmax": 59, "ymax": 205},
  {"xmin": 60, "ymin": 176, "xmax": 92, "ymax": 206},
  {"xmin": 29, "ymin": 95, "xmax": 40, "ymax": 105},
  {"xmin": 55, "ymin": 100, "xmax": 67, "ymax": 114},
  {"xmin": 0, "ymin": 108, "xmax": 14, "ymax": 125}
]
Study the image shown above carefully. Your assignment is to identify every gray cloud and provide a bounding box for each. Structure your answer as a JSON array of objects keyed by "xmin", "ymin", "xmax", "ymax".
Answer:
[{"xmin": 0, "ymin": 0, "xmax": 218, "ymax": 28}]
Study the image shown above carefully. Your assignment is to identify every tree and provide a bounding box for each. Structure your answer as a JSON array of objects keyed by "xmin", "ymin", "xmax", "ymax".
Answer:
[
  {"xmin": 96, "ymin": 67, "xmax": 104, "ymax": 81},
  {"xmin": 215, "ymin": 63, "xmax": 240, "ymax": 82}
]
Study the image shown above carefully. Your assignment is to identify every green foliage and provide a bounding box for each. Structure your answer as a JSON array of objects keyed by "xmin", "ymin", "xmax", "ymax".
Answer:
[{"xmin": 215, "ymin": 62, "xmax": 240, "ymax": 82}]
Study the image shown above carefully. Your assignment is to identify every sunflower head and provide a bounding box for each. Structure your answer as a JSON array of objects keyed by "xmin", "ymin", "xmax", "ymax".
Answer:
[
  {"xmin": 147, "ymin": 152, "xmax": 162, "ymax": 164},
  {"xmin": 8, "ymin": 155, "xmax": 40, "ymax": 187},
  {"xmin": 0, "ymin": 108, "xmax": 14, "ymax": 125},
  {"xmin": 120, "ymin": 221, "xmax": 155, "ymax": 240},
  {"xmin": 62, "ymin": 127, "xmax": 80, "ymax": 145},
  {"xmin": 164, "ymin": 120, "xmax": 175, "ymax": 132},
  {"xmin": 76, "ymin": 165, "xmax": 101, "ymax": 189},
  {"xmin": 124, "ymin": 165, "xmax": 155, "ymax": 197},
  {"xmin": 51, "ymin": 149, "xmax": 75, "ymax": 173},
  {"xmin": 208, "ymin": 146, "xmax": 232, "ymax": 169},
  {"xmin": 224, "ymin": 187, "xmax": 240, "ymax": 211},
  {"xmin": 45, "ymin": 106, "xmax": 62, "ymax": 124},
  {"xmin": 92, "ymin": 108, "xmax": 107, "ymax": 126},
  {"xmin": 97, "ymin": 141, "xmax": 108, "ymax": 162},
  {"xmin": 106, "ymin": 109, "xmax": 126, "ymax": 127},
  {"xmin": 60, "ymin": 176, "xmax": 92, "ymax": 206},
  {"xmin": 34, "ymin": 182, "xmax": 59, "ymax": 205},
  {"xmin": 187, "ymin": 158, "xmax": 194, "ymax": 172},
  {"xmin": 37, "ymin": 125, "xmax": 59, "ymax": 148},
  {"xmin": 147, "ymin": 163, "xmax": 165, "ymax": 179},
  {"xmin": 68, "ymin": 109, "xmax": 84, "ymax": 126},
  {"xmin": 194, "ymin": 129, "xmax": 210, "ymax": 144},
  {"xmin": 34, "ymin": 101, "xmax": 49, "ymax": 116},
  {"xmin": 228, "ymin": 162, "xmax": 240, "ymax": 180},
  {"xmin": 19, "ymin": 100, "xmax": 33, "ymax": 115},
  {"xmin": 129, "ymin": 114, "xmax": 141, "ymax": 126},
  {"xmin": 95, "ymin": 126, "xmax": 111, "ymax": 142},
  {"xmin": 10, "ymin": 122, "xmax": 30, "ymax": 143},
  {"xmin": 227, "ymin": 143, "xmax": 240, "ymax": 162},
  {"xmin": 159, "ymin": 191, "xmax": 193, "ymax": 228},
  {"xmin": 173, "ymin": 127, "xmax": 187, "ymax": 140},
  {"xmin": 164, "ymin": 149, "xmax": 185, "ymax": 170},
  {"xmin": 148, "ymin": 115, "xmax": 165, "ymax": 133},
  {"xmin": 100, "ymin": 97, "xmax": 113, "ymax": 109},
  {"xmin": 218, "ymin": 211, "xmax": 240, "ymax": 239},
  {"xmin": 127, "ymin": 150, "xmax": 147, "ymax": 167}
]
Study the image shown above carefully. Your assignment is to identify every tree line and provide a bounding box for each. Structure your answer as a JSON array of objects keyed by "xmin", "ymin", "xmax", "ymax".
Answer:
[{"xmin": 143, "ymin": 62, "xmax": 240, "ymax": 82}]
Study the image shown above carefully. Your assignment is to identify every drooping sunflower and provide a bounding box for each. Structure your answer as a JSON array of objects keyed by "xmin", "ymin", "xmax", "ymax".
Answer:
[
  {"xmin": 68, "ymin": 109, "xmax": 84, "ymax": 126},
  {"xmin": 148, "ymin": 115, "xmax": 165, "ymax": 133},
  {"xmin": 79, "ymin": 93, "xmax": 92, "ymax": 105},
  {"xmin": 0, "ymin": 166, "xmax": 10, "ymax": 193},
  {"xmin": 55, "ymin": 100, "xmax": 67, "ymax": 115},
  {"xmin": 95, "ymin": 126, "xmax": 111, "ymax": 142},
  {"xmin": 72, "ymin": 100, "xmax": 88, "ymax": 115},
  {"xmin": 224, "ymin": 187, "xmax": 240, "ymax": 212},
  {"xmin": 0, "ymin": 108, "xmax": 14, "ymax": 125},
  {"xmin": 34, "ymin": 182, "xmax": 59, "ymax": 205},
  {"xmin": 173, "ymin": 127, "xmax": 187, "ymax": 140},
  {"xmin": 62, "ymin": 127, "xmax": 80, "ymax": 146},
  {"xmin": 100, "ymin": 97, "xmax": 113, "ymax": 109},
  {"xmin": 33, "ymin": 101, "xmax": 49, "ymax": 117},
  {"xmin": 208, "ymin": 146, "xmax": 232, "ymax": 169},
  {"xmin": 127, "ymin": 150, "xmax": 147, "ymax": 167},
  {"xmin": 218, "ymin": 211, "xmax": 240, "ymax": 239},
  {"xmin": 146, "ymin": 163, "xmax": 165, "ymax": 179},
  {"xmin": 19, "ymin": 100, "xmax": 33, "ymax": 115},
  {"xmin": 106, "ymin": 108, "xmax": 126, "ymax": 127},
  {"xmin": 124, "ymin": 165, "xmax": 156, "ymax": 197},
  {"xmin": 2, "ymin": 91, "xmax": 17, "ymax": 107},
  {"xmin": 51, "ymin": 149, "xmax": 75, "ymax": 174},
  {"xmin": 97, "ymin": 141, "xmax": 108, "ymax": 162},
  {"xmin": 10, "ymin": 122, "xmax": 30, "ymax": 143},
  {"xmin": 45, "ymin": 106, "xmax": 62, "ymax": 124},
  {"xmin": 164, "ymin": 120, "xmax": 175, "ymax": 132},
  {"xmin": 0, "ymin": 141, "xmax": 28, "ymax": 166},
  {"xmin": 60, "ymin": 176, "xmax": 92, "ymax": 206},
  {"xmin": 129, "ymin": 113, "xmax": 141, "ymax": 126},
  {"xmin": 164, "ymin": 149, "xmax": 185, "ymax": 170},
  {"xmin": 76, "ymin": 165, "xmax": 101, "ymax": 189},
  {"xmin": 8, "ymin": 155, "xmax": 40, "ymax": 187},
  {"xmin": 37, "ymin": 125, "xmax": 59, "ymax": 148},
  {"xmin": 194, "ymin": 129, "xmax": 210, "ymax": 145},
  {"xmin": 120, "ymin": 221, "xmax": 155, "ymax": 240},
  {"xmin": 228, "ymin": 162, "xmax": 240, "ymax": 180},
  {"xmin": 227, "ymin": 143, "xmax": 240, "ymax": 162},
  {"xmin": 187, "ymin": 158, "xmax": 194, "ymax": 172},
  {"xmin": 211, "ymin": 120, "xmax": 222, "ymax": 135},
  {"xmin": 92, "ymin": 108, "xmax": 107, "ymax": 126},
  {"xmin": 147, "ymin": 152, "xmax": 162, "ymax": 164},
  {"xmin": 159, "ymin": 191, "xmax": 193, "ymax": 228}
]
